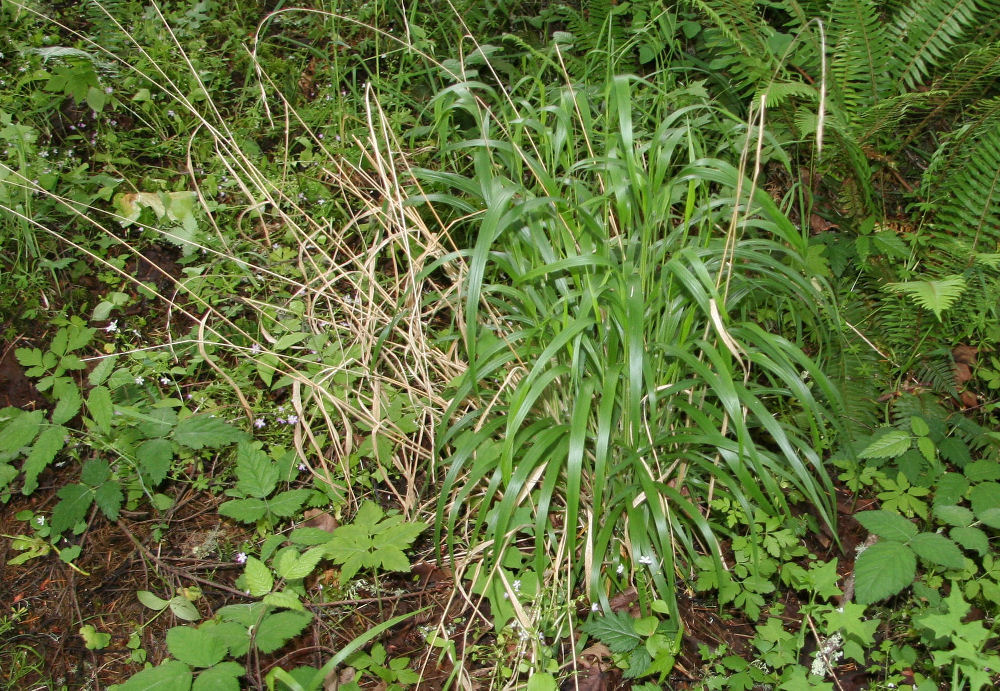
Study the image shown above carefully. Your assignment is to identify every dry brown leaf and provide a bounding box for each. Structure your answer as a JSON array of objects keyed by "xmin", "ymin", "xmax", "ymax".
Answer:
[{"xmin": 303, "ymin": 509, "xmax": 338, "ymax": 533}]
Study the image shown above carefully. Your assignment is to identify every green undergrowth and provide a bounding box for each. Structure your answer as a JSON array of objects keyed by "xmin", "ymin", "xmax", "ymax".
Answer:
[{"xmin": 2, "ymin": 0, "xmax": 1000, "ymax": 689}]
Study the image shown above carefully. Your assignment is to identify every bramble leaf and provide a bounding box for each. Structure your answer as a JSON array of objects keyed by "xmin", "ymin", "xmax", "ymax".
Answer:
[
  {"xmin": 909, "ymin": 532, "xmax": 965, "ymax": 569},
  {"xmin": 173, "ymin": 415, "xmax": 246, "ymax": 450},
  {"xmin": 137, "ymin": 438, "xmax": 174, "ymax": 487},
  {"xmin": 951, "ymin": 527, "xmax": 989, "ymax": 556},
  {"xmin": 855, "ymin": 510, "xmax": 918, "ymax": 542},
  {"xmin": 581, "ymin": 611, "xmax": 643, "ymax": 653},
  {"xmin": 234, "ymin": 442, "xmax": 277, "ymax": 498},
  {"xmin": 21, "ymin": 424, "xmax": 67, "ymax": 494},
  {"xmin": 265, "ymin": 489, "xmax": 311, "ymax": 517},
  {"xmin": 95, "ymin": 481, "xmax": 123, "ymax": 521},
  {"xmin": 859, "ymin": 429, "xmax": 911, "ymax": 459},
  {"xmin": 218, "ymin": 498, "xmax": 268, "ymax": 523},
  {"xmin": 87, "ymin": 385, "xmax": 113, "ymax": 434},
  {"xmin": 117, "ymin": 659, "xmax": 192, "ymax": 691},
  {"xmin": 854, "ymin": 541, "xmax": 916, "ymax": 604},
  {"xmin": 243, "ymin": 557, "xmax": 273, "ymax": 597},
  {"xmin": 50, "ymin": 483, "xmax": 93, "ymax": 536},
  {"xmin": 192, "ymin": 661, "xmax": 244, "ymax": 691},
  {"xmin": 167, "ymin": 626, "xmax": 228, "ymax": 668},
  {"xmin": 253, "ymin": 610, "xmax": 312, "ymax": 653}
]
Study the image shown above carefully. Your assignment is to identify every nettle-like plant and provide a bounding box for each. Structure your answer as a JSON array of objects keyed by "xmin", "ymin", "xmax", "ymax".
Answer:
[{"xmin": 417, "ymin": 51, "xmax": 844, "ymax": 617}]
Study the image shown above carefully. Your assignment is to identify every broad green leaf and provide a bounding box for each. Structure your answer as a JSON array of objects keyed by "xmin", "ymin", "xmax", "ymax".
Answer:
[
  {"xmin": 137, "ymin": 438, "xmax": 174, "ymax": 487},
  {"xmin": 138, "ymin": 590, "xmax": 170, "ymax": 611},
  {"xmin": 938, "ymin": 438, "xmax": 971, "ymax": 468},
  {"xmin": 81, "ymin": 458, "xmax": 111, "ymax": 486},
  {"xmin": 263, "ymin": 590, "xmax": 304, "ymax": 611},
  {"xmin": 1, "ymin": 408, "xmax": 43, "ymax": 452},
  {"xmin": 51, "ymin": 379, "xmax": 81, "ymax": 425},
  {"xmin": 886, "ymin": 275, "xmax": 966, "ymax": 320},
  {"xmin": 218, "ymin": 498, "xmax": 268, "ymax": 523},
  {"xmin": 169, "ymin": 595, "xmax": 201, "ymax": 622},
  {"xmin": 526, "ymin": 673, "xmax": 557, "ymax": 691},
  {"xmin": 243, "ymin": 557, "xmax": 273, "ymax": 597},
  {"xmin": 910, "ymin": 416, "xmax": 930, "ymax": 437},
  {"xmin": 192, "ymin": 662, "xmax": 244, "ymax": 691},
  {"xmin": 87, "ymin": 385, "xmax": 113, "ymax": 434},
  {"xmin": 854, "ymin": 510, "xmax": 918, "ymax": 542},
  {"xmin": 917, "ymin": 436, "xmax": 936, "ymax": 464},
  {"xmin": 50, "ymin": 483, "xmax": 93, "ymax": 536},
  {"xmin": 288, "ymin": 527, "xmax": 337, "ymax": 545},
  {"xmin": 234, "ymin": 443, "xmax": 278, "ymax": 497},
  {"xmin": 580, "ymin": 611, "xmax": 642, "ymax": 653},
  {"xmin": 933, "ymin": 504, "xmax": 974, "ymax": 527},
  {"xmin": 854, "ymin": 541, "xmax": 916, "ymax": 604},
  {"xmin": 0, "ymin": 463, "xmax": 17, "ymax": 490},
  {"xmin": 253, "ymin": 610, "xmax": 312, "ymax": 653},
  {"xmin": 909, "ymin": 533, "xmax": 965, "ymax": 569},
  {"xmin": 970, "ymin": 482, "xmax": 1000, "ymax": 527},
  {"xmin": 951, "ymin": 527, "xmax": 988, "ymax": 556},
  {"xmin": 858, "ymin": 430, "xmax": 911, "ymax": 459},
  {"xmin": 173, "ymin": 415, "xmax": 246, "ymax": 450},
  {"xmin": 95, "ymin": 481, "xmax": 123, "ymax": 520},
  {"xmin": 116, "ymin": 659, "xmax": 192, "ymax": 691},
  {"xmin": 965, "ymin": 460, "xmax": 1000, "ymax": 482},
  {"xmin": 21, "ymin": 424, "xmax": 67, "ymax": 494},
  {"xmin": 276, "ymin": 546, "xmax": 326, "ymax": 581},
  {"xmin": 265, "ymin": 489, "xmax": 311, "ymax": 517},
  {"xmin": 166, "ymin": 626, "xmax": 228, "ymax": 668},
  {"xmin": 87, "ymin": 355, "xmax": 117, "ymax": 386},
  {"xmin": 934, "ymin": 473, "xmax": 969, "ymax": 505}
]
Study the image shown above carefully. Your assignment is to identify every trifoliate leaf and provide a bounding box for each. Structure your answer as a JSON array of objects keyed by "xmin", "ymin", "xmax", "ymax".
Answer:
[
  {"xmin": 858, "ymin": 430, "xmax": 911, "ymax": 459},
  {"xmin": 218, "ymin": 498, "xmax": 268, "ymax": 523},
  {"xmin": 252, "ymin": 610, "xmax": 312, "ymax": 654},
  {"xmin": 79, "ymin": 624, "xmax": 111, "ymax": 650},
  {"xmin": 173, "ymin": 414, "xmax": 247, "ymax": 450},
  {"xmin": 909, "ymin": 532, "xmax": 965, "ymax": 569},
  {"xmin": 951, "ymin": 526, "xmax": 989, "ymax": 556},
  {"xmin": 243, "ymin": 557, "xmax": 273, "ymax": 597},
  {"xmin": 275, "ymin": 546, "xmax": 325, "ymax": 581},
  {"xmin": 580, "ymin": 611, "xmax": 642, "ymax": 653},
  {"xmin": 21, "ymin": 424, "xmax": 67, "ymax": 495},
  {"xmin": 854, "ymin": 510, "xmax": 918, "ymax": 542},
  {"xmin": 137, "ymin": 438, "xmax": 174, "ymax": 487},
  {"xmin": 167, "ymin": 626, "xmax": 228, "ymax": 668},
  {"xmin": 234, "ymin": 442, "xmax": 277, "ymax": 498},
  {"xmin": 192, "ymin": 662, "xmax": 244, "ymax": 691},
  {"xmin": 854, "ymin": 541, "xmax": 916, "ymax": 604},
  {"xmin": 116, "ymin": 659, "xmax": 192, "ymax": 691},
  {"xmin": 50, "ymin": 483, "xmax": 93, "ymax": 536}
]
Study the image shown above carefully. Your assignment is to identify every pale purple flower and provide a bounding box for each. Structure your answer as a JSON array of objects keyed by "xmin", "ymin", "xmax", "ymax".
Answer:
[
  {"xmin": 235, "ymin": 552, "xmax": 247, "ymax": 564},
  {"xmin": 254, "ymin": 418, "xmax": 266, "ymax": 429}
]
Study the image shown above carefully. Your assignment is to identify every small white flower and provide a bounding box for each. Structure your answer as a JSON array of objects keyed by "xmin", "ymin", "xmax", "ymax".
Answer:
[
  {"xmin": 638, "ymin": 555, "xmax": 654, "ymax": 565},
  {"xmin": 512, "ymin": 580, "xmax": 521, "ymax": 593},
  {"xmin": 35, "ymin": 516, "xmax": 45, "ymax": 526},
  {"xmin": 105, "ymin": 320, "xmax": 118, "ymax": 333},
  {"xmin": 254, "ymin": 418, "xmax": 266, "ymax": 429},
  {"xmin": 591, "ymin": 602, "xmax": 599, "ymax": 612},
  {"xmin": 134, "ymin": 376, "xmax": 145, "ymax": 385},
  {"xmin": 298, "ymin": 463, "xmax": 307, "ymax": 471},
  {"xmin": 167, "ymin": 109, "xmax": 176, "ymax": 117},
  {"xmin": 616, "ymin": 564, "xmax": 625, "ymax": 575},
  {"xmin": 159, "ymin": 377, "xmax": 170, "ymax": 385},
  {"xmin": 235, "ymin": 552, "xmax": 247, "ymax": 564},
  {"xmin": 286, "ymin": 414, "xmax": 299, "ymax": 425}
]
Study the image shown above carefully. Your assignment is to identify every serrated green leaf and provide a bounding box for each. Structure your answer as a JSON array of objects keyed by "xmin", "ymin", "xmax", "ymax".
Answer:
[
  {"xmin": 138, "ymin": 590, "xmax": 170, "ymax": 611},
  {"xmin": 81, "ymin": 458, "xmax": 111, "ymax": 486},
  {"xmin": 376, "ymin": 547, "xmax": 411, "ymax": 573},
  {"xmin": 218, "ymin": 498, "xmax": 268, "ymax": 523},
  {"xmin": 965, "ymin": 460, "xmax": 1000, "ymax": 482},
  {"xmin": 580, "ymin": 611, "xmax": 642, "ymax": 653},
  {"xmin": 977, "ymin": 507, "xmax": 1000, "ymax": 529},
  {"xmin": 234, "ymin": 442, "xmax": 278, "ymax": 498},
  {"xmin": 276, "ymin": 545, "xmax": 326, "ymax": 581},
  {"xmin": 886, "ymin": 275, "xmax": 966, "ymax": 320},
  {"xmin": 87, "ymin": 385, "xmax": 113, "ymax": 434},
  {"xmin": 909, "ymin": 533, "xmax": 965, "ymax": 569},
  {"xmin": 50, "ymin": 483, "xmax": 93, "ymax": 536},
  {"xmin": 169, "ymin": 595, "xmax": 201, "ymax": 621},
  {"xmin": 51, "ymin": 380, "xmax": 81, "ymax": 425},
  {"xmin": 938, "ymin": 438, "xmax": 971, "ymax": 468},
  {"xmin": 263, "ymin": 590, "xmax": 304, "ymax": 611},
  {"xmin": 377, "ymin": 522, "xmax": 427, "ymax": 551},
  {"xmin": 192, "ymin": 661, "xmax": 244, "ymax": 691},
  {"xmin": 859, "ymin": 430, "xmax": 911, "ymax": 459},
  {"xmin": 137, "ymin": 438, "xmax": 174, "ymax": 487},
  {"xmin": 166, "ymin": 626, "xmax": 228, "ymax": 668},
  {"xmin": 970, "ymin": 482, "xmax": 1000, "ymax": 525},
  {"xmin": 951, "ymin": 527, "xmax": 989, "ymax": 556},
  {"xmin": 910, "ymin": 416, "xmax": 929, "ymax": 437},
  {"xmin": 0, "ymin": 409, "xmax": 43, "ymax": 452},
  {"xmin": 854, "ymin": 541, "xmax": 916, "ymax": 604},
  {"xmin": 854, "ymin": 510, "xmax": 918, "ymax": 542},
  {"xmin": 116, "ymin": 659, "xmax": 192, "ymax": 691},
  {"xmin": 934, "ymin": 504, "xmax": 974, "ymax": 527},
  {"xmin": 87, "ymin": 356, "xmax": 116, "ymax": 386},
  {"xmin": 917, "ymin": 436, "xmax": 936, "ymax": 464},
  {"xmin": 935, "ymin": 473, "xmax": 969, "ymax": 505},
  {"xmin": 95, "ymin": 481, "xmax": 123, "ymax": 520},
  {"xmin": 243, "ymin": 557, "xmax": 273, "ymax": 597},
  {"xmin": 15, "ymin": 347, "xmax": 44, "ymax": 369},
  {"xmin": 21, "ymin": 425, "xmax": 67, "ymax": 494},
  {"xmin": 265, "ymin": 489, "xmax": 311, "ymax": 517},
  {"xmin": 173, "ymin": 415, "xmax": 246, "ymax": 450},
  {"xmin": 253, "ymin": 610, "xmax": 312, "ymax": 654},
  {"xmin": 288, "ymin": 527, "xmax": 337, "ymax": 545}
]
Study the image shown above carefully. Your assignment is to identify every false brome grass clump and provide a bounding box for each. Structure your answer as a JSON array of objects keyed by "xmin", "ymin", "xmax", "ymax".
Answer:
[{"xmin": 416, "ymin": 55, "xmax": 845, "ymax": 620}]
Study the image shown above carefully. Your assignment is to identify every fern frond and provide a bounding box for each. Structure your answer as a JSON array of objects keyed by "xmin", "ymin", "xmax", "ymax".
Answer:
[
  {"xmin": 687, "ymin": 0, "xmax": 779, "ymax": 97},
  {"xmin": 886, "ymin": 275, "xmax": 967, "ymax": 320},
  {"xmin": 828, "ymin": 0, "xmax": 892, "ymax": 110},
  {"xmin": 931, "ymin": 121, "xmax": 1000, "ymax": 254},
  {"xmin": 890, "ymin": 0, "xmax": 982, "ymax": 89}
]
